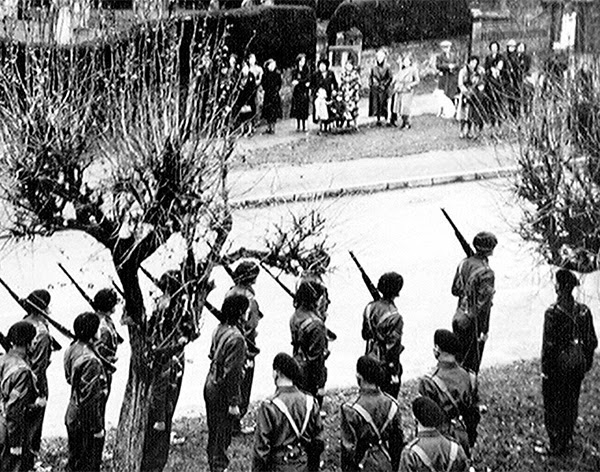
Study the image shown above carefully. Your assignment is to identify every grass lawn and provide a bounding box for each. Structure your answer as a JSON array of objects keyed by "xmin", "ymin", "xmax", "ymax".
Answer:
[{"xmin": 39, "ymin": 356, "xmax": 600, "ymax": 471}]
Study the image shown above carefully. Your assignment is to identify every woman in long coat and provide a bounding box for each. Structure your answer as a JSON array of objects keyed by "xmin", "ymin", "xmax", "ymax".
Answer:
[
  {"xmin": 340, "ymin": 59, "xmax": 360, "ymax": 129},
  {"xmin": 457, "ymin": 56, "xmax": 486, "ymax": 139},
  {"xmin": 368, "ymin": 48, "xmax": 392, "ymax": 124},
  {"xmin": 232, "ymin": 61, "xmax": 257, "ymax": 135},
  {"xmin": 391, "ymin": 53, "xmax": 420, "ymax": 129},
  {"xmin": 311, "ymin": 58, "xmax": 338, "ymax": 128},
  {"xmin": 290, "ymin": 53, "xmax": 311, "ymax": 131},
  {"xmin": 261, "ymin": 59, "xmax": 283, "ymax": 134}
]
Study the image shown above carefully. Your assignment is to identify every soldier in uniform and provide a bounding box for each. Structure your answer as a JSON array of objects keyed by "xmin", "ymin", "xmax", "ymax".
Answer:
[
  {"xmin": 225, "ymin": 260, "xmax": 262, "ymax": 435},
  {"xmin": 0, "ymin": 322, "xmax": 38, "ymax": 472},
  {"xmin": 252, "ymin": 353, "xmax": 323, "ymax": 472},
  {"xmin": 21, "ymin": 289, "xmax": 59, "ymax": 469},
  {"xmin": 451, "ymin": 231, "xmax": 497, "ymax": 373},
  {"xmin": 142, "ymin": 271, "xmax": 192, "ymax": 472},
  {"xmin": 418, "ymin": 329, "xmax": 480, "ymax": 457},
  {"xmin": 92, "ymin": 288, "xmax": 123, "ymax": 395},
  {"xmin": 361, "ymin": 272, "xmax": 404, "ymax": 398},
  {"xmin": 64, "ymin": 312, "xmax": 109, "ymax": 472},
  {"xmin": 399, "ymin": 397, "xmax": 469, "ymax": 472},
  {"xmin": 203, "ymin": 294, "xmax": 249, "ymax": 472},
  {"xmin": 542, "ymin": 269, "xmax": 597, "ymax": 456},
  {"xmin": 340, "ymin": 355, "xmax": 404, "ymax": 471},
  {"xmin": 290, "ymin": 281, "xmax": 329, "ymax": 407}
]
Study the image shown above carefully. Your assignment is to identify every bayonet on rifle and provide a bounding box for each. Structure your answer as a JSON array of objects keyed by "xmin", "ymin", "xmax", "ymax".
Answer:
[
  {"xmin": 348, "ymin": 251, "xmax": 381, "ymax": 301},
  {"xmin": 0, "ymin": 276, "xmax": 74, "ymax": 347},
  {"xmin": 57, "ymin": 263, "xmax": 95, "ymax": 309},
  {"xmin": 441, "ymin": 208, "xmax": 474, "ymax": 257}
]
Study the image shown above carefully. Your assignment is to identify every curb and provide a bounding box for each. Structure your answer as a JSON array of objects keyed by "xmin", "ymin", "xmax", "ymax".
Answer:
[{"xmin": 231, "ymin": 165, "xmax": 518, "ymax": 209}]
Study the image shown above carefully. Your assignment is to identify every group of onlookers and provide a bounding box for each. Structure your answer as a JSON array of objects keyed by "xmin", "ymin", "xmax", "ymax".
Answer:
[{"xmin": 436, "ymin": 39, "xmax": 534, "ymax": 139}]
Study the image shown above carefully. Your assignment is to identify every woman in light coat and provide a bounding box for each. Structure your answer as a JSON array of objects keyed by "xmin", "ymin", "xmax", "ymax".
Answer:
[{"xmin": 391, "ymin": 53, "xmax": 420, "ymax": 129}]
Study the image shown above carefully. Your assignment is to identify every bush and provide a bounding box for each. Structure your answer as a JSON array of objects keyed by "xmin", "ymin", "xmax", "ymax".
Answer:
[
  {"xmin": 327, "ymin": 0, "xmax": 472, "ymax": 48},
  {"xmin": 316, "ymin": 0, "xmax": 343, "ymax": 19},
  {"xmin": 200, "ymin": 6, "xmax": 317, "ymax": 69}
]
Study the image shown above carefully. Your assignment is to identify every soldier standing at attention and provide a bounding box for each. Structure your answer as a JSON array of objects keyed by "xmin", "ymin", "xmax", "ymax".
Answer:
[
  {"xmin": 204, "ymin": 294, "xmax": 249, "ymax": 472},
  {"xmin": 64, "ymin": 312, "xmax": 109, "ymax": 472},
  {"xmin": 0, "ymin": 322, "xmax": 38, "ymax": 472},
  {"xmin": 225, "ymin": 260, "xmax": 262, "ymax": 435},
  {"xmin": 542, "ymin": 269, "xmax": 597, "ymax": 456},
  {"xmin": 22, "ymin": 289, "xmax": 58, "ymax": 469},
  {"xmin": 399, "ymin": 397, "xmax": 469, "ymax": 472},
  {"xmin": 361, "ymin": 272, "xmax": 404, "ymax": 398},
  {"xmin": 290, "ymin": 281, "xmax": 329, "ymax": 407},
  {"xmin": 340, "ymin": 355, "xmax": 404, "ymax": 471},
  {"xmin": 93, "ymin": 288, "xmax": 123, "ymax": 395},
  {"xmin": 451, "ymin": 231, "xmax": 498, "ymax": 373},
  {"xmin": 418, "ymin": 329, "xmax": 480, "ymax": 457},
  {"xmin": 252, "ymin": 353, "xmax": 323, "ymax": 472}
]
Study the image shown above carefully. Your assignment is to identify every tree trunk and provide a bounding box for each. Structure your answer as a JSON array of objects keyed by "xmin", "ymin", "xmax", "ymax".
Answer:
[{"xmin": 113, "ymin": 325, "xmax": 152, "ymax": 472}]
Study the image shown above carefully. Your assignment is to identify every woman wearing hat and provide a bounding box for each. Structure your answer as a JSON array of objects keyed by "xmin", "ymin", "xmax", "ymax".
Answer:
[
  {"xmin": 261, "ymin": 59, "xmax": 283, "ymax": 134},
  {"xmin": 391, "ymin": 52, "xmax": 420, "ymax": 129},
  {"xmin": 290, "ymin": 54, "xmax": 311, "ymax": 132},
  {"xmin": 436, "ymin": 41, "xmax": 459, "ymax": 102}
]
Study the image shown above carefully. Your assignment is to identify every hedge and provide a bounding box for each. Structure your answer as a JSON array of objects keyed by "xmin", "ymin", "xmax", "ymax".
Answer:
[
  {"xmin": 199, "ymin": 6, "xmax": 317, "ymax": 69},
  {"xmin": 316, "ymin": 0, "xmax": 343, "ymax": 19},
  {"xmin": 327, "ymin": 0, "xmax": 472, "ymax": 48},
  {"xmin": 273, "ymin": 0, "xmax": 317, "ymax": 10}
]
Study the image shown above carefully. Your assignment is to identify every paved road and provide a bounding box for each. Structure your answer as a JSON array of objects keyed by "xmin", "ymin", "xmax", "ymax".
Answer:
[{"xmin": 5, "ymin": 172, "xmax": 598, "ymax": 437}]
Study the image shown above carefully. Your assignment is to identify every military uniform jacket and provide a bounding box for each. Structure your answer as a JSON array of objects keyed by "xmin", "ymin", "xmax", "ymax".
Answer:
[
  {"xmin": 399, "ymin": 430, "xmax": 468, "ymax": 472},
  {"xmin": 205, "ymin": 323, "xmax": 247, "ymax": 408},
  {"xmin": 252, "ymin": 385, "xmax": 322, "ymax": 471},
  {"xmin": 23, "ymin": 315, "xmax": 54, "ymax": 399},
  {"xmin": 64, "ymin": 341, "xmax": 108, "ymax": 434},
  {"xmin": 289, "ymin": 308, "xmax": 328, "ymax": 391},
  {"xmin": 226, "ymin": 285, "xmax": 262, "ymax": 353},
  {"xmin": 542, "ymin": 299, "xmax": 598, "ymax": 377},
  {"xmin": 418, "ymin": 360, "xmax": 479, "ymax": 443},
  {"xmin": 451, "ymin": 255, "xmax": 495, "ymax": 335},
  {"xmin": 340, "ymin": 386, "xmax": 404, "ymax": 471},
  {"xmin": 95, "ymin": 312, "xmax": 123, "ymax": 365},
  {"xmin": 0, "ymin": 349, "xmax": 37, "ymax": 449},
  {"xmin": 361, "ymin": 299, "xmax": 404, "ymax": 371}
]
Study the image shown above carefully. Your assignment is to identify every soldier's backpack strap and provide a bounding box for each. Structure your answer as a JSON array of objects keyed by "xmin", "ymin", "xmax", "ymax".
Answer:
[
  {"xmin": 410, "ymin": 444, "xmax": 439, "ymax": 472},
  {"xmin": 350, "ymin": 403, "xmax": 392, "ymax": 462},
  {"xmin": 380, "ymin": 399, "xmax": 399, "ymax": 435},
  {"xmin": 446, "ymin": 441, "xmax": 459, "ymax": 472},
  {"xmin": 272, "ymin": 394, "xmax": 314, "ymax": 438},
  {"xmin": 428, "ymin": 374, "xmax": 461, "ymax": 415}
]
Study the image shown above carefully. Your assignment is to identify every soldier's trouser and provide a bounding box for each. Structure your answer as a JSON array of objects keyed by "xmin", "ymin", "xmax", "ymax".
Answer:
[
  {"xmin": 453, "ymin": 321, "xmax": 485, "ymax": 373},
  {"xmin": 66, "ymin": 426, "xmax": 104, "ymax": 472},
  {"xmin": 22, "ymin": 405, "xmax": 45, "ymax": 470},
  {"xmin": 543, "ymin": 374, "xmax": 583, "ymax": 453},
  {"xmin": 141, "ymin": 368, "xmax": 184, "ymax": 472},
  {"xmin": 240, "ymin": 361, "xmax": 255, "ymax": 419},
  {"xmin": 204, "ymin": 385, "xmax": 234, "ymax": 472}
]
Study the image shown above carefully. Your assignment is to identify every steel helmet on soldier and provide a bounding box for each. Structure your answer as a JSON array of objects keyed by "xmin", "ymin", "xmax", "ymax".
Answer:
[
  {"xmin": 7, "ymin": 321, "xmax": 36, "ymax": 347},
  {"xmin": 377, "ymin": 272, "xmax": 404, "ymax": 298},
  {"xmin": 232, "ymin": 260, "xmax": 260, "ymax": 285},
  {"xmin": 473, "ymin": 231, "xmax": 498, "ymax": 253}
]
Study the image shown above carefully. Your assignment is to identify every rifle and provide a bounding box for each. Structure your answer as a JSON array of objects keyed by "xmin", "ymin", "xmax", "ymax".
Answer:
[
  {"xmin": 441, "ymin": 208, "xmax": 475, "ymax": 257},
  {"xmin": 0, "ymin": 276, "xmax": 74, "ymax": 347},
  {"xmin": 111, "ymin": 279, "xmax": 125, "ymax": 298},
  {"xmin": 258, "ymin": 262, "xmax": 338, "ymax": 341},
  {"xmin": 57, "ymin": 263, "xmax": 95, "ymax": 309},
  {"xmin": 0, "ymin": 331, "xmax": 11, "ymax": 353},
  {"xmin": 348, "ymin": 251, "xmax": 381, "ymax": 301},
  {"xmin": 140, "ymin": 267, "xmax": 260, "ymax": 355}
]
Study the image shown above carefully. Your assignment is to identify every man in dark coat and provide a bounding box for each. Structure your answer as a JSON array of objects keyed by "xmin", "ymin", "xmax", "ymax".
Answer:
[
  {"xmin": 64, "ymin": 312, "xmax": 109, "ymax": 472},
  {"xmin": 542, "ymin": 269, "xmax": 597, "ymax": 456},
  {"xmin": 204, "ymin": 294, "xmax": 249, "ymax": 472},
  {"xmin": 362, "ymin": 272, "xmax": 404, "ymax": 397},
  {"xmin": 0, "ymin": 322, "xmax": 38, "ymax": 472},
  {"xmin": 252, "ymin": 353, "xmax": 323, "ymax": 472},
  {"xmin": 451, "ymin": 231, "xmax": 497, "ymax": 373},
  {"xmin": 436, "ymin": 41, "xmax": 459, "ymax": 101},
  {"xmin": 290, "ymin": 281, "xmax": 329, "ymax": 407},
  {"xmin": 418, "ymin": 330, "xmax": 480, "ymax": 457},
  {"xmin": 368, "ymin": 49, "xmax": 392, "ymax": 124},
  {"xmin": 225, "ymin": 260, "xmax": 262, "ymax": 435},
  {"xmin": 340, "ymin": 355, "xmax": 404, "ymax": 471},
  {"xmin": 399, "ymin": 397, "xmax": 469, "ymax": 472}
]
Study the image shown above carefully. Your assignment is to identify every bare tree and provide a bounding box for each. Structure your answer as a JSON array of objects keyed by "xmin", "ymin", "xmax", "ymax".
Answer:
[
  {"xmin": 512, "ymin": 56, "xmax": 600, "ymax": 273},
  {"xmin": 0, "ymin": 15, "xmax": 330, "ymax": 471}
]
